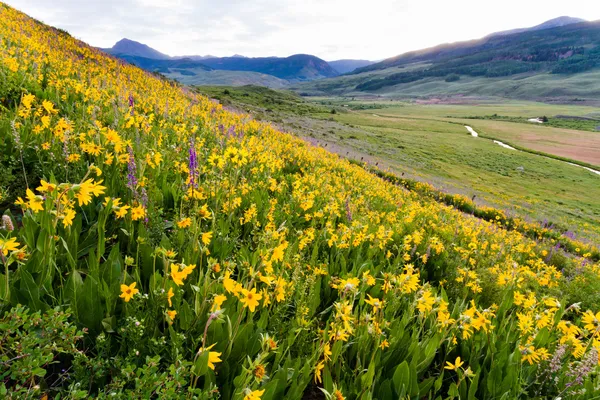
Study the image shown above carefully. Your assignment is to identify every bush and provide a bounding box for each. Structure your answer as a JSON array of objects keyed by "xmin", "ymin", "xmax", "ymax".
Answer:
[
  {"xmin": 445, "ymin": 73, "xmax": 460, "ymax": 82},
  {"xmin": 0, "ymin": 306, "xmax": 85, "ymax": 398}
]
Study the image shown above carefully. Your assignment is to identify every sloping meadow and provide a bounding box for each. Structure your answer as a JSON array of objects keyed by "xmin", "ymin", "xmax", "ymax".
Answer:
[{"xmin": 1, "ymin": 3, "xmax": 599, "ymax": 399}]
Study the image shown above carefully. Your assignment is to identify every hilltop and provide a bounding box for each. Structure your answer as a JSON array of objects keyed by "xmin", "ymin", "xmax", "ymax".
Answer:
[
  {"xmin": 488, "ymin": 16, "xmax": 586, "ymax": 37},
  {"xmin": 103, "ymin": 38, "xmax": 171, "ymax": 59}
]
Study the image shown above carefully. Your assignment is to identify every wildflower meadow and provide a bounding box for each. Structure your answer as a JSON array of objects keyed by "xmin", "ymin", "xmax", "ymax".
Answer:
[{"xmin": 1, "ymin": 3, "xmax": 600, "ymax": 399}]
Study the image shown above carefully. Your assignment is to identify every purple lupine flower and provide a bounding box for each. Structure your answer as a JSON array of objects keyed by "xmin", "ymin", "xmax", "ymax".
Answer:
[
  {"xmin": 140, "ymin": 187, "xmax": 149, "ymax": 224},
  {"xmin": 226, "ymin": 125, "xmax": 235, "ymax": 139},
  {"xmin": 188, "ymin": 136, "xmax": 198, "ymax": 188},
  {"xmin": 128, "ymin": 94, "xmax": 135, "ymax": 115},
  {"xmin": 345, "ymin": 198, "xmax": 352, "ymax": 222},
  {"xmin": 127, "ymin": 146, "xmax": 138, "ymax": 193}
]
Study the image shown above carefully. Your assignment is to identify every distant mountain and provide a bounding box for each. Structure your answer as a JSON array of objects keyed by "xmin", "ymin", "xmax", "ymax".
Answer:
[
  {"xmin": 200, "ymin": 54, "xmax": 339, "ymax": 81},
  {"xmin": 103, "ymin": 38, "xmax": 338, "ymax": 83},
  {"xmin": 104, "ymin": 38, "xmax": 170, "ymax": 60},
  {"xmin": 489, "ymin": 16, "xmax": 586, "ymax": 37},
  {"xmin": 328, "ymin": 59, "xmax": 375, "ymax": 74}
]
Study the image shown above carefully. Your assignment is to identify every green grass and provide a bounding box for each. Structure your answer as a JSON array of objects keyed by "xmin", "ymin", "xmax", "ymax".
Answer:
[
  {"xmin": 457, "ymin": 114, "xmax": 600, "ymax": 132},
  {"xmin": 319, "ymin": 105, "xmax": 600, "ymax": 241}
]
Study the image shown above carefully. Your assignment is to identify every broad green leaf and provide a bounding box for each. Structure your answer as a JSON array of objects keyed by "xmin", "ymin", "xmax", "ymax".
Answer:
[{"xmin": 392, "ymin": 361, "xmax": 410, "ymax": 397}]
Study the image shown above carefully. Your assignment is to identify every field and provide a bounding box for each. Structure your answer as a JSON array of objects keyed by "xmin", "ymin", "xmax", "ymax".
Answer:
[
  {"xmin": 3, "ymin": 3, "xmax": 600, "ymax": 400},
  {"xmin": 316, "ymin": 101, "xmax": 600, "ymax": 243}
]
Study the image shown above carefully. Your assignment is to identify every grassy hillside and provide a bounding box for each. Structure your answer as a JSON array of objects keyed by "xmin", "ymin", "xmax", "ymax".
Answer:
[
  {"xmin": 295, "ymin": 21, "xmax": 600, "ymax": 101},
  {"xmin": 355, "ymin": 21, "xmax": 600, "ymax": 76},
  {"xmin": 2, "ymin": 3, "xmax": 600, "ymax": 400}
]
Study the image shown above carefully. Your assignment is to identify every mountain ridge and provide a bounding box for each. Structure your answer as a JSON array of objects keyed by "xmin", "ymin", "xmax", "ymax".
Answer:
[
  {"xmin": 352, "ymin": 16, "xmax": 592, "ymax": 75},
  {"xmin": 488, "ymin": 16, "xmax": 586, "ymax": 37},
  {"xmin": 103, "ymin": 38, "xmax": 338, "ymax": 82}
]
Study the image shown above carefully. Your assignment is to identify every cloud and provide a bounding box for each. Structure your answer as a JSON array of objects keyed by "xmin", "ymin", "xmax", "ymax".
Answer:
[{"xmin": 5, "ymin": 0, "xmax": 600, "ymax": 60}]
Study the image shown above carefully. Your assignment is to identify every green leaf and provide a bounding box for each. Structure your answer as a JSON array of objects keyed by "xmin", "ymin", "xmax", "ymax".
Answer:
[
  {"xmin": 102, "ymin": 315, "xmax": 116, "ymax": 332},
  {"xmin": 18, "ymin": 270, "xmax": 45, "ymax": 311},
  {"xmin": 419, "ymin": 377, "xmax": 435, "ymax": 395},
  {"xmin": 192, "ymin": 348, "xmax": 210, "ymax": 378},
  {"xmin": 361, "ymin": 360, "xmax": 376, "ymax": 388},
  {"xmin": 377, "ymin": 379, "xmax": 393, "ymax": 400},
  {"xmin": 392, "ymin": 361, "xmax": 410, "ymax": 397},
  {"xmin": 60, "ymin": 238, "xmax": 77, "ymax": 270},
  {"xmin": 100, "ymin": 245, "xmax": 122, "ymax": 287},
  {"xmin": 64, "ymin": 270, "xmax": 83, "ymax": 317},
  {"xmin": 468, "ymin": 372, "xmax": 480, "ymax": 400},
  {"xmin": 179, "ymin": 300, "xmax": 192, "ymax": 330},
  {"xmin": 448, "ymin": 383, "xmax": 459, "ymax": 398},
  {"xmin": 259, "ymin": 379, "xmax": 280, "ymax": 400},
  {"xmin": 77, "ymin": 276, "xmax": 103, "ymax": 332},
  {"xmin": 331, "ymin": 340, "xmax": 343, "ymax": 364}
]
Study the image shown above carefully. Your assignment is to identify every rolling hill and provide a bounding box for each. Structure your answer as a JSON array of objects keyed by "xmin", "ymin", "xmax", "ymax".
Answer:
[{"xmin": 294, "ymin": 17, "xmax": 600, "ymax": 101}]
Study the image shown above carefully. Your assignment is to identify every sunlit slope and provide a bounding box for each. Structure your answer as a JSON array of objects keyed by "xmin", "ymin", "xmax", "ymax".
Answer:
[{"xmin": 1, "ymin": 3, "xmax": 600, "ymax": 399}]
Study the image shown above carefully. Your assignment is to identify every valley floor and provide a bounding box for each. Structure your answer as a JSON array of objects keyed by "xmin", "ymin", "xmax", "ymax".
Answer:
[{"xmin": 308, "ymin": 100, "xmax": 600, "ymax": 243}]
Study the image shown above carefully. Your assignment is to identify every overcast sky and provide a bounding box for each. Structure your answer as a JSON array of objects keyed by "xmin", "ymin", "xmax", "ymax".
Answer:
[{"xmin": 6, "ymin": 0, "xmax": 600, "ymax": 61}]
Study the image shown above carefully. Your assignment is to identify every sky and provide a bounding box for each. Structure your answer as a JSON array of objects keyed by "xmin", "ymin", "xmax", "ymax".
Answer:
[{"xmin": 5, "ymin": 0, "xmax": 600, "ymax": 61}]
